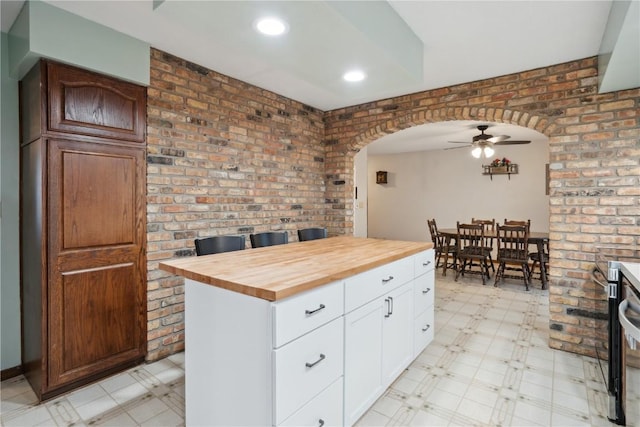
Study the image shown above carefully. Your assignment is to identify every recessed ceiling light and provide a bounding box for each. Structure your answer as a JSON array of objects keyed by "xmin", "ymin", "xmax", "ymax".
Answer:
[
  {"xmin": 343, "ymin": 70, "xmax": 366, "ymax": 82},
  {"xmin": 254, "ymin": 17, "xmax": 288, "ymax": 36}
]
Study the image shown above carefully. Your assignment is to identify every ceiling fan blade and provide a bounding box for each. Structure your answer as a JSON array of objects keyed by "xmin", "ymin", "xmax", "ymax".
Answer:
[
  {"xmin": 444, "ymin": 144, "xmax": 471, "ymax": 150},
  {"xmin": 447, "ymin": 140, "xmax": 472, "ymax": 144},
  {"xmin": 494, "ymin": 140, "xmax": 531, "ymax": 145},
  {"xmin": 488, "ymin": 135, "xmax": 510, "ymax": 143}
]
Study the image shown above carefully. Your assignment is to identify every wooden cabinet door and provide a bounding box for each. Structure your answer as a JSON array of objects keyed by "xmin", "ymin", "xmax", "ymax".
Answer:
[
  {"xmin": 46, "ymin": 138, "xmax": 146, "ymax": 388},
  {"xmin": 47, "ymin": 62, "xmax": 146, "ymax": 143}
]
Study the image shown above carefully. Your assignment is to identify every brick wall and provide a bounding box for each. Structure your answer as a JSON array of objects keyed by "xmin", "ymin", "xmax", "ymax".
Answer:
[
  {"xmin": 323, "ymin": 57, "xmax": 639, "ymax": 358},
  {"xmin": 146, "ymin": 49, "xmax": 326, "ymax": 360},
  {"xmin": 146, "ymin": 51, "xmax": 639, "ymax": 361}
]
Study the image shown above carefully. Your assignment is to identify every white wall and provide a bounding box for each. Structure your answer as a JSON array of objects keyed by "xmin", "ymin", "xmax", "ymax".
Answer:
[
  {"xmin": 366, "ymin": 141, "xmax": 549, "ymax": 242},
  {"xmin": 353, "ymin": 146, "xmax": 368, "ymax": 237}
]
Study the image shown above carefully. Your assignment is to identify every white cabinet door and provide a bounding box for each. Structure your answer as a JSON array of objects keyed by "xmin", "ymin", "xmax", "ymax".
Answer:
[
  {"xmin": 279, "ymin": 377, "xmax": 343, "ymax": 427},
  {"xmin": 381, "ymin": 282, "xmax": 414, "ymax": 388},
  {"xmin": 272, "ymin": 280, "xmax": 344, "ymax": 348},
  {"xmin": 414, "ymin": 249, "xmax": 435, "ymax": 277},
  {"xmin": 413, "ymin": 271, "xmax": 435, "ymax": 317},
  {"xmin": 273, "ymin": 317, "xmax": 344, "ymax": 425},
  {"xmin": 413, "ymin": 306, "xmax": 434, "ymax": 358},
  {"xmin": 343, "ymin": 299, "xmax": 384, "ymax": 427}
]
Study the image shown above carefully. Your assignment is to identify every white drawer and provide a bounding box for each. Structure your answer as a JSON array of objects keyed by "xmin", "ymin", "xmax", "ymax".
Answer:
[
  {"xmin": 413, "ymin": 308, "xmax": 434, "ymax": 358},
  {"xmin": 413, "ymin": 274, "xmax": 434, "ymax": 317},
  {"xmin": 279, "ymin": 377, "xmax": 343, "ymax": 427},
  {"xmin": 274, "ymin": 317, "xmax": 344, "ymax": 425},
  {"xmin": 273, "ymin": 281, "xmax": 344, "ymax": 348},
  {"xmin": 345, "ymin": 256, "xmax": 414, "ymax": 313},
  {"xmin": 414, "ymin": 249, "xmax": 435, "ymax": 277}
]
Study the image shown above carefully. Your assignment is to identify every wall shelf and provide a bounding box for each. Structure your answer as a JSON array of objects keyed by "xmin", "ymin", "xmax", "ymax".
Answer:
[{"xmin": 482, "ymin": 164, "xmax": 518, "ymax": 180}]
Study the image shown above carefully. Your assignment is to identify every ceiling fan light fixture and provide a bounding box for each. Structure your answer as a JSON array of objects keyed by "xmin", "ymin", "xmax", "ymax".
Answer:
[
  {"xmin": 484, "ymin": 146, "xmax": 495, "ymax": 157},
  {"xmin": 449, "ymin": 125, "xmax": 532, "ymax": 156},
  {"xmin": 471, "ymin": 145, "xmax": 494, "ymax": 159}
]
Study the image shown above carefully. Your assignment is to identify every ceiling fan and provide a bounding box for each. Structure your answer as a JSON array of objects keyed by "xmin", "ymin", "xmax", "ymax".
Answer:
[{"xmin": 447, "ymin": 125, "xmax": 531, "ymax": 158}]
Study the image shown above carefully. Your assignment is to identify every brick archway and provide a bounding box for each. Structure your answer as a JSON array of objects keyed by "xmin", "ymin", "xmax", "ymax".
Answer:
[
  {"xmin": 323, "ymin": 56, "xmax": 639, "ymax": 358},
  {"xmin": 351, "ymin": 107, "xmax": 553, "ymax": 154},
  {"xmin": 324, "ymin": 107, "xmax": 555, "ymax": 239}
]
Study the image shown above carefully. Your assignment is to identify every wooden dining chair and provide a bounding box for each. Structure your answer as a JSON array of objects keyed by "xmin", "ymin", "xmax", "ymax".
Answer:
[
  {"xmin": 250, "ymin": 231, "xmax": 288, "ymax": 248},
  {"xmin": 455, "ymin": 222, "xmax": 492, "ymax": 285},
  {"xmin": 504, "ymin": 219, "xmax": 535, "ymax": 275},
  {"xmin": 529, "ymin": 238, "xmax": 549, "ymax": 282},
  {"xmin": 471, "ymin": 218, "xmax": 496, "ymax": 272},
  {"xmin": 427, "ymin": 219, "xmax": 457, "ymax": 270},
  {"xmin": 494, "ymin": 224, "xmax": 531, "ymax": 290},
  {"xmin": 194, "ymin": 235, "xmax": 245, "ymax": 256},
  {"xmin": 504, "ymin": 219, "xmax": 531, "ymax": 230}
]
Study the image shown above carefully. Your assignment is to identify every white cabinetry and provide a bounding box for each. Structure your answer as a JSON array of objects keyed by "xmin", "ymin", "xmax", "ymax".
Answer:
[
  {"xmin": 184, "ymin": 248, "xmax": 435, "ymax": 427},
  {"xmin": 344, "ymin": 298, "xmax": 384, "ymax": 425},
  {"xmin": 413, "ymin": 250, "xmax": 435, "ymax": 358},
  {"xmin": 185, "ymin": 279, "xmax": 344, "ymax": 426},
  {"xmin": 280, "ymin": 378, "xmax": 344, "ymax": 427},
  {"xmin": 382, "ymin": 282, "xmax": 414, "ymax": 386},
  {"xmin": 343, "ymin": 253, "xmax": 431, "ymax": 427}
]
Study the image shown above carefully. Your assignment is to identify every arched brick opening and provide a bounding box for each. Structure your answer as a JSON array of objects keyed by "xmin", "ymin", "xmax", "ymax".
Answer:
[
  {"xmin": 351, "ymin": 107, "xmax": 552, "ymax": 153},
  {"xmin": 323, "ymin": 57, "xmax": 639, "ymax": 358},
  {"xmin": 326, "ymin": 106, "xmax": 555, "ymax": 238}
]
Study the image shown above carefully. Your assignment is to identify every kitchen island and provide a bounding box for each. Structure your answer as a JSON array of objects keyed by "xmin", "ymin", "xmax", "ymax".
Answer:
[{"xmin": 159, "ymin": 236, "xmax": 434, "ymax": 426}]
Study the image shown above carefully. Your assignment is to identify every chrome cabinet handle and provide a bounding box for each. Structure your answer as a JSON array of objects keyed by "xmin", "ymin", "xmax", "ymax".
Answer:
[
  {"xmin": 422, "ymin": 288, "xmax": 431, "ymax": 294},
  {"xmin": 422, "ymin": 324, "xmax": 431, "ymax": 332},
  {"xmin": 384, "ymin": 297, "xmax": 391, "ymax": 318},
  {"xmin": 305, "ymin": 304, "xmax": 326, "ymax": 316},
  {"xmin": 382, "ymin": 275, "xmax": 394, "ymax": 283},
  {"xmin": 422, "ymin": 260, "xmax": 431, "ymax": 266},
  {"xmin": 318, "ymin": 419, "xmax": 325, "ymax": 427},
  {"xmin": 305, "ymin": 354, "xmax": 326, "ymax": 368},
  {"xmin": 389, "ymin": 296, "xmax": 394, "ymax": 315}
]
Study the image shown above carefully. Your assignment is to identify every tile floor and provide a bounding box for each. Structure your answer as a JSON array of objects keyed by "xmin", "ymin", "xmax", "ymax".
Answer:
[
  {"xmin": 1, "ymin": 353, "xmax": 185, "ymax": 427},
  {"xmin": 0, "ymin": 273, "xmax": 623, "ymax": 426}
]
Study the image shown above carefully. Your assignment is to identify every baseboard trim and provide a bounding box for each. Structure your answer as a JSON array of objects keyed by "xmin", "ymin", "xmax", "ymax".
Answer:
[{"xmin": 1, "ymin": 365, "xmax": 23, "ymax": 381}]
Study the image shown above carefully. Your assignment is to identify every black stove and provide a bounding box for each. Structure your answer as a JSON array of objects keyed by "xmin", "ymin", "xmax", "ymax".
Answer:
[{"xmin": 593, "ymin": 247, "xmax": 640, "ymax": 425}]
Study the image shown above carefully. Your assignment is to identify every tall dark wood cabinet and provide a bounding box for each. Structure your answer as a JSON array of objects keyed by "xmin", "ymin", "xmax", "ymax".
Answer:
[{"xmin": 19, "ymin": 60, "xmax": 147, "ymax": 400}]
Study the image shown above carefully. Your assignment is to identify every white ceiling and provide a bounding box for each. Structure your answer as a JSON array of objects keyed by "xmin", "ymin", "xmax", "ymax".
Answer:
[{"xmin": 1, "ymin": 0, "xmax": 633, "ymax": 153}]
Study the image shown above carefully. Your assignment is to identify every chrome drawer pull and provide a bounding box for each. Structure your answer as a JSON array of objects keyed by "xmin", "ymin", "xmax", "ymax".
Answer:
[
  {"xmin": 305, "ymin": 354, "xmax": 326, "ymax": 368},
  {"xmin": 422, "ymin": 288, "xmax": 431, "ymax": 294},
  {"xmin": 422, "ymin": 324, "xmax": 431, "ymax": 332},
  {"xmin": 422, "ymin": 261, "xmax": 431, "ymax": 266},
  {"xmin": 382, "ymin": 275, "xmax": 394, "ymax": 283},
  {"xmin": 305, "ymin": 304, "xmax": 326, "ymax": 316},
  {"xmin": 318, "ymin": 419, "xmax": 325, "ymax": 427}
]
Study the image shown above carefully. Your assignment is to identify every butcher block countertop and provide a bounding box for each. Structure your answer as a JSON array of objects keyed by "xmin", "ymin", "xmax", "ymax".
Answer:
[{"xmin": 159, "ymin": 236, "xmax": 432, "ymax": 301}]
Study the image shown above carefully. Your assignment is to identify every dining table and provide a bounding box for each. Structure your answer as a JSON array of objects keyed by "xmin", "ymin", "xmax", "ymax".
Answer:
[{"xmin": 438, "ymin": 228, "xmax": 550, "ymax": 290}]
